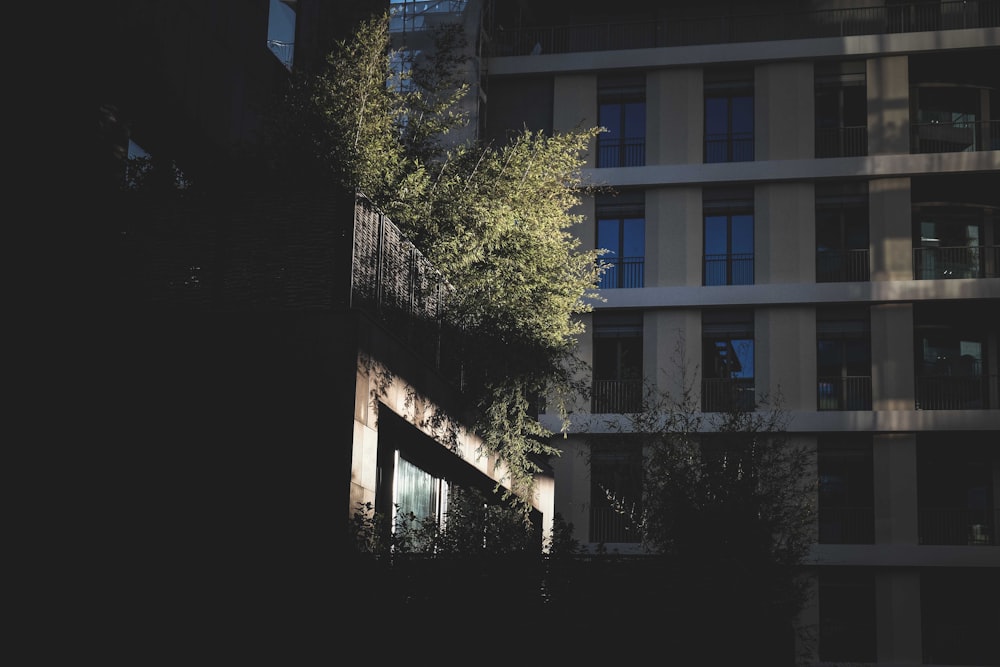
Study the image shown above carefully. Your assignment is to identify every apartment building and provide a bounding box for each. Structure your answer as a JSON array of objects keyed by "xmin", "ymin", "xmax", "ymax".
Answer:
[{"xmin": 478, "ymin": 0, "xmax": 1000, "ymax": 664}]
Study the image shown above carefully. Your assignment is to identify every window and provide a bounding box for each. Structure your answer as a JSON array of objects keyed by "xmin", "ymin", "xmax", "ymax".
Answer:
[
  {"xmin": 589, "ymin": 441, "xmax": 643, "ymax": 543},
  {"xmin": 818, "ymin": 436, "xmax": 874, "ymax": 544},
  {"xmin": 597, "ymin": 191, "xmax": 645, "ymax": 288},
  {"xmin": 816, "ymin": 182, "xmax": 870, "ymax": 282},
  {"xmin": 267, "ymin": 0, "xmax": 296, "ymax": 70},
  {"xmin": 913, "ymin": 204, "xmax": 994, "ymax": 279},
  {"xmin": 704, "ymin": 67, "xmax": 753, "ymax": 163},
  {"xmin": 815, "ymin": 61, "xmax": 867, "ymax": 157},
  {"xmin": 592, "ymin": 312, "xmax": 643, "ymax": 413},
  {"xmin": 918, "ymin": 434, "xmax": 996, "ymax": 545},
  {"xmin": 597, "ymin": 74, "xmax": 646, "ymax": 167},
  {"xmin": 818, "ymin": 569, "xmax": 876, "ymax": 663},
  {"xmin": 922, "ymin": 569, "xmax": 1000, "ymax": 665},
  {"xmin": 701, "ymin": 309, "xmax": 754, "ymax": 412},
  {"xmin": 914, "ymin": 303, "xmax": 989, "ymax": 410},
  {"xmin": 817, "ymin": 307, "xmax": 872, "ymax": 410},
  {"xmin": 703, "ymin": 187, "xmax": 754, "ymax": 285}
]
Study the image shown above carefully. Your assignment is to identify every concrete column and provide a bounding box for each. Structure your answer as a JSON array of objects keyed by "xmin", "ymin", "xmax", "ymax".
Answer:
[
  {"xmin": 646, "ymin": 186, "xmax": 702, "ymax": 287},
  {"xmin": 646, "ymin": 67, "xmax": 702, "ymax": 165},
  {"xmin": 645, "ymin": 309, "xmax": 700, "ymax": 402},
  {"xmin": 871, "ymin": 303, "xmax": 915, "ymax": 411},
  {"xmin": 873, "ymin": 433, "xmax": 918, "ymax": 544},
  {"xmin": 549, "ymin": 434, "xmax": 593, "ymax": 544},
  {"xmin": 876, "ymin": 570, "xmax": 922, "ymax": 663},
  {"xmin": 867, "ymin": 55, "xmax": 910, "ymax": 155},
  {"xmin": 797, "ymin": 572, "xmax": 821, "ymax": 665},
  {"xmin": 553, "ymin": 73, "xmax": 597, "ymax": 165},
  {"xmin": 755, "ymin": 61, "xmax": 814, "ymax": 161},
  {"xmin": 869, "ymin": 177, "xmax": 913, "ymax": 282},
  {"xmin": 755, "ymin": 307, "xmax": 816, "ymax": 411},
  {"xmin": 756, "ymin": 182, "xmax": 815, "ymax": 284}
]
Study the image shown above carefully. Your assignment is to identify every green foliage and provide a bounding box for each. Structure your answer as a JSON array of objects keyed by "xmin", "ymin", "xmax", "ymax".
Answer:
[{"xmin": 263, "ymin": 13, "xmax": 606, "ymax": 509}]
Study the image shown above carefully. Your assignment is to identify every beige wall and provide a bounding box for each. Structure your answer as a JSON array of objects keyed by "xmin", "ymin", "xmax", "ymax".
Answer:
[
  {"xmin": 756, "ymin": 307, "xmax": 817, "ymax": 411},
  {"xmin": 756, "ymin": 182, "xmax": 816, "ymax": 284},
  {"xmin": 867, "ymin": 55, "xmax": 910, "ymax": 155},
  {"xmin": 549, "ymin": 435, "xmax": 593, "ymax": 544},
  {"xmin": 553, "ymin": 73, "xmax": 597, "ymax": 166},
  {"xmin": 873, "ymin": 432, "xmax": 918, "ymax": 544},
  {"xmin": 871, "ymin": 303, "xmax": 916, "ymax": 410},
  {"xmin": 756, "ymin": 61, "xmax": 815, "ymax": 161},
  {"xmin": 869, "ymin": 176, "xmax": 913, "ymax": 281},
  {"xmin": 647, "ymin": 186, "xmax": 702, "ymax": 287},
  {"xmin": 876, "ymin": 570, "xmax": 923, "ymax": 663},
  {"xmin": 647, "ymin": 68, "xmax": 702, "ymax": 165},
  {"xmin": 645, "ymin": 309, "xmax": 700, "ymax": 400}
]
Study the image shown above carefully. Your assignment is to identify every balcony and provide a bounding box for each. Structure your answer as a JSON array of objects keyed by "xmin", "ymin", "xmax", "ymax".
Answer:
[
  {"xmin": 486, "ymin": 0, "xmax": 1000, "ymax": 56},
  {"xmin": 911, "ymin": 119, "xmax": 999, "ymax": 153},
  {"xmin": 913, "ymin": 245, "xmax": 1000, "ymax": 279},
  {"xmin": 916, "ymin": 373, "xmax": 997, "ymax": 410},
  {"xmin": 592, "ymin": 379, "xmax": 643, "ymax": 414},
  {"xmin": 919, "ymin": 508, "xmax": 999, "ymax": 545},
  {"xmin": 705, "ymin": 132, "xmax": 754, "ymax": 163},
  {"xmin": 389, "ymin": 0, "xmax": 468, "ymax": 33},
  {"xmin": 590, "ymin": 506, "xmax": 641, "ymax": 543},
  {"xmin": 816, "ymin": 126, "xmax": 868, "ymax": 158},
  {"xmin": 704, "ymin": 253, "xmax": 754, "ymax": 286},
  {"xmin": 818, "ymin": 506, "xmax": 875, "ymax": 544},
  {"xmin": 817, "ymin": 249, "xmax": 870, "ymax": 283},
  {"xmin": 818, "ymin": 376, "xmax": 872, "ymax": 411},
  {"xmin": 701, "ymin": 377, "xmax": 755, "ymax": 413},
  {"xmin": 598, "ymin": 257, "xmax": 644, "ymax": 289},
  {"xmin": 597, "ymin": 137, "xmax": 645, "ymax": 168}
]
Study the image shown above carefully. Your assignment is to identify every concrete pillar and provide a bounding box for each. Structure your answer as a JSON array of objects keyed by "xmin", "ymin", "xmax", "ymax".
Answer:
[
  {"xmin": 755, "ymin": 61, "xmax": 814, "ymax": 161},
  {"xmin": 756, "ymin": 182, "xmax": 815, "ymax": 284},
  {"xmin": 755, "ymin": 307, "xmax": 816, "ymax": 411},
  {"xmin": 797, "ymin": 572, "xmax": 821, "ymax": 665},
  {"xmin": 871, "ymin": 303, "xmax": 915, "ymax": 411},
  {"xmin": 647, "ymin": 186, "xmax": 702, "ymax": 287},
  {"xmin": 869, "ymin": 177, "xmax": 913, "ymax": 282},
  {"xmin": 553, "ymin": 73, "xmax": 597, "ymax": 164},
  {"xmin": 645, "ymin": 309, "xmax": 700, "ymax": 402},
  {"xmin": 549, "ymin": 434, "xmax": 594, "ymax": 544},
  {"xmin": 647, "ymin": 67, "xmax": 702, "ymax": 165},
  {"xmin": 867, "ymin": 55, "xmax": 910, "ymax": 155},
  {"xmin": 876, "ymin": 570, "xmax": 922, "ymax": 663},
  {"xmin": 873, "ymin": 433, "xmax": 918, "ymax": 544}
]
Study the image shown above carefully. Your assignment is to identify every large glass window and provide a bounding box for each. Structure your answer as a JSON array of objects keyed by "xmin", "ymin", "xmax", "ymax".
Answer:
[
  {"xmin": 597, "ymin": 192, "xmax": 645, "ymax": 288},
  {"xmin": 393, "ymin": 453, "xmax": 448, "ymax": 548},
  {"xmin": 922, "ymin": 569, "xmax": 1000, "ymax": 665},
  {"xmin": 704, "ymin": 68, "xmax": 754, "ymax": 163},
  {"xmin": 819, "ymin": 569, "xmax": 877, "ymax": 663},
  {"xmin": 704, "ymin": 187, "xmax": 754, "ymax": 285},
  {"xmin": 816, "ymin": 182, "xmax": 870, "ymax": 282},
  {"xmin": 914, "ymin": 303, "xmax": 990, "ymax": 410},
  {"xmin": 598, "ymin": 74, "xmax": 646, "ymax": 167},
  {"xmin": 593, "ymin": 312, "xmax": 643, "ymax": 413},
  {"xmin": 817, "ymin": 307, "xmax": 872, "ymax": 410},
  {"xmin": 815, "ymin": 61, "xmax": 867, "ymax": 157},
  {"xmin": 701, "ymin": 309, "xmax": 754, "ymax": 412},
  {"xmin": 918, "ymin": 434, "xmax": 996, "ymax": 546},
  {"xmin": 818, "ymin": 436, "xmax": 874, "ymax": 544},
  {"xmin": 589, "ymin": 441, "xmax": 643, "ymax": 543}
]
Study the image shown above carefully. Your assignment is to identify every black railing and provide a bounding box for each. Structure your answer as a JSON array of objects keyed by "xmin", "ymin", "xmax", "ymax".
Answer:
[
  {"xmin": 266, "ymin": 39, "xmax": 293, "ymax": 70},
  {"xmin": 487, "ymin": 1, "xmax": 1000, "ymax": 56},
  {"xmin": 815, "ymin": 126, "xmax": 868, "ymax": 158},
  {"xmin": 592, "ymin": 379, "xmax": 643, "ymax": 414},
  {"xmin": 818, "ymin": 376, "xmax": 873, "ymax": 411},
  {"xmin": 911, "ymin": 119, "xmax": 999, "ymax": 153},
  {"xmin": 597, "ymin": 137, "xmax": 646, "ymax": 167},
  {"xmin": 590, "ymin": 506, "xmax": 641, "ymax": 543},
  {"xmin": 817, "ymin": 249, "xmax": 870, "ymax": 283},
  {"xmin": 919, "ymin": 508, "xmax": 999, "ymax": 545},
  {"xmin": 704, "ymin": 253, "xmax": 754, "ymax": 286},
  {"xmin": 916, "ymin": 373, "xmax": 996, "ymax": 410},
  {"xmin": 818, "ymin": 506, "xmax": 875, "ymax": 544},
  {"xmin": 702, "ymin": 377, "xmax": 755, "ymax": 412},
  {"xmin": 598, "ymin": 257, "xmax": 645, "ymax": 289},
  {"xmin": 913, "ymin": 245, "xmax": 1000, "ymax": 279},
  {"xmin": 705, "ymin": 133, "xmax": 754, "ymax": 163}
]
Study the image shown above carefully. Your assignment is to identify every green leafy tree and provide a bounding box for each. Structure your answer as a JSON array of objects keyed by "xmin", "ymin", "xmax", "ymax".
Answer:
[{"xmin": 262, "ymin": 14, "xmax": 605, "ymax": 507}]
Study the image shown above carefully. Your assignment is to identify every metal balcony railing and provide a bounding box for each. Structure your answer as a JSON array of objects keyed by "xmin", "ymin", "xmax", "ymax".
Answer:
[
  {"xmin": 815, "ymin": 125, "xmax": 868, "ymax": 158},
  {"xmin": 818, "ymin": 506, "xmax": 875, "ymax": 544},
  {"xmin": 701, "ymin": 377, "xmax": 756, "ymax": 412},
  {"xmin": 597, "ymin": 137, "xmax": 645, "ymax": 168},
  {"xmin": 266, "ymin": 39, "xmax": 293, "ymax": 70},
  {"xmin": 913, "ymin": 245, "xmax": 1000, "ymax": 279},
  {"xmin": 911, "ymin": 119, "xmax": 999, "ymax": 153},
  {"xmin": 916, "ymin": 373, "xmax": 997, "ymax": 410},
  {"xmin": 818, "ymin": 376, "xmax": 873, "ymax": 411},
  {"xmin": 705, "ymin": 133, "xmax": 754, "ymax": 163},
  {"xmin": 389, "ymin": 0, "xmax": 468, "ymax": 33},
  {"xmin": 704, "ymin": 253, "xmax": 754, "ymax": 286},
  {"xmin": 590, "ymin": 506, "xmax": 641, "ymax": 543},
  {"xmin": 598, "ymin": 257, "xmax": 644, "ymax": 289},
  {"xmin": 486, "ymin": 0, "xmax": 1000, "ymax": 56},
  {"xmin": 592, "ymin": 379, "xmax": 643, "ymax": 414},
  {"xmin": 919, "ymin": 508, "xmax": 999, "ymax": 545},
  {"xmin": 816, "ymin": 249, "xmax": 870, "ymax": 283}
]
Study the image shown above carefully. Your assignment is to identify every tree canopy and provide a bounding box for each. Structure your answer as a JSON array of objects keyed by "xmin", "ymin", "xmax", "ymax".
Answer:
[{"xmin": 261, "ymin": 14, "xmax": 605, "ymax": 504}]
